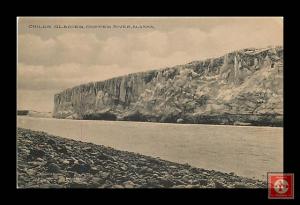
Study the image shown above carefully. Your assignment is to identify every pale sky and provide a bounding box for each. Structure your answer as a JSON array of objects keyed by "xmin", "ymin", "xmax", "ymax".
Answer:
[{"xmin": 17, "ymin": 17, "xmax": 283, "ymax": 112}]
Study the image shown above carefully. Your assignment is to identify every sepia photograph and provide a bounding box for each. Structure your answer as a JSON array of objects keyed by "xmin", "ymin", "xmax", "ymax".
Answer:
[{"xmin": 17, "ymin": 17, "xmax": 283, "ymax": 189}]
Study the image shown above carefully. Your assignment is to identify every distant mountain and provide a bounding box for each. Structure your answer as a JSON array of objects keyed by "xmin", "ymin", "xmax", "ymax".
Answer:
[
  {"xmin": 17, "ymin": 110, "xmax": 29, "ymax": 116},
  {"xmin": 53, "ymin": 46, "xmax": 283, "ymax": 126},
  {"xmin": 17, "ymin": 110, "xmax": 52, "ymax": 118}
]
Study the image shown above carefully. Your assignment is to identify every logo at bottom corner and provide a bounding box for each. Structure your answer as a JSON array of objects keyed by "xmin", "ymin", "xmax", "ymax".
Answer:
[{"xmin": 268, "ymin": 173, "xmax": 294, "ymax": 199}]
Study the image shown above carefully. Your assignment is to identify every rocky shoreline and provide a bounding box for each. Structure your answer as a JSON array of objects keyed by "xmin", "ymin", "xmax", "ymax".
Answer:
[
  {"xmin": 81, "ymin": 112, "xmax": 283, "ymax": 127},
  {"xmin": 17, "ymin": 128, "xmax": 267, "ymax": 188}
]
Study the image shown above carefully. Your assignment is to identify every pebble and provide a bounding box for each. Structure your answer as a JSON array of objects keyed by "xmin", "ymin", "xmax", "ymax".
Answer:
[
  {"xmin": 121, "ymin": 166, "xmax": 128, "ymax": 171},
  {"xmin": 28, "ymin": 161, "xmax": 44, "ymax": 166},
  {"xmin": 181, "ymin": 175, "xmax": 191, "ymax": 182},
  {"xmin": 184, "ymin": 184, "xmax": 198, "ymax": 188},
  {"xmin": 90, "ymin": 167, "xmax": 99, "ymax": 174},
  {"xmin": 47, "ymin": 139, "xmax": 56, "ymax": 146},
  {"xmin": 198, "ymin": 179, "xmax": 208, "ymax": 186},
  {"xmin": 69, "ymin": 163, "xmax": 91, "ymax": 174},
  {"xmin": 82, "ymin": 147, "xmax": 92, "ymax": 151},
  {"xmin": 47, "ymin": 163, "xmax": 61, "ymax": 173},
  {"xmin": 62, "ymin": 160, "xmax": 70, "ymax": 165},
  {"xmin": 140, "ymin": 166, "xmax": 152, "ymax": 173},
  {"xmin": 90, "ymin": 177, "xmax": 104, "ymax": 185},
  {"xmin": 123, "ymin": 181, "xmax": 135, "ymax": 188},
  {"xmin": 214, "ymin": 181, "xmax": 226, "ymax": 188},
  {"xmin": 25, "ymin": 169, "xmax": 36, "ymax": 175},
  {"xmin": 69, "ymin": 178, "xmax": 89, "ymax": 188},
  {"xmin": 172, "ymin": 185, "xmax": 186, "ymax": 188},
  {"xmin": 234, "ymin": 182, "xmax": 248, "ymax": 188},
  {"xmin": 131, "ymin": 165, "xmax": 138, "ymax": 169},
  {"xmin": 58, "ymin": 176, "xmax": 66, "ymax": 184},
  {"xmin": 20, "ymin": 148, "xmax": 30, "ymax": 154},
  {"xmin": 99, "ymin": 171, "xmax": 110, "ymax": 179},
  {"xmin": 66, "ymin": 171, "xmax": 75, "ymax": 178},
  {"xmin": 28, "ymin": 148, "xmax": 45, "ymax": 159},
  {"xmin": 158, "ymin": 178, "xmax": 174, "ymax": 187},
  {"xmin": 112, "ymin": 185, "xmax": 124, "ymax": 188},
  {"xmin": 57, "ymin": 146, "xmax": 68, "ymax": 154},
  {"xmin": 36, "ymin": 158, "xmax": 44, "ymax": 162},
  {"xmin": 40, "ymin": 184, "xmax": 64, "ymax": 188}
]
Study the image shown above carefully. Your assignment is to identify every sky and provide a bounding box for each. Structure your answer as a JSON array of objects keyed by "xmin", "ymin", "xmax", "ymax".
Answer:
[{"xmin": 17, "ymin": 17, "xmax": 283, "ymax": 112}]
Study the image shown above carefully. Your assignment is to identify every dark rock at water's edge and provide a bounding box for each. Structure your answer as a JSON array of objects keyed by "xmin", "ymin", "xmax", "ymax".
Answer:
[
  {"xmin": 17, "ymin": 110, "xmax": 52, "ymax": 118},
  {"xmin": 82, "ymin": 112, "xmax": 117, "ymax": 121},
  {"xmin": 17, "ymin": 110, "xmax": 29, "ymax": 116},
  {"xmin": 53, "ymin": 46, "xmax": 283, "ymax": 127},
  {"xmin": 17, "ymin": 128, "xmax": 267, "ymax": 188}
]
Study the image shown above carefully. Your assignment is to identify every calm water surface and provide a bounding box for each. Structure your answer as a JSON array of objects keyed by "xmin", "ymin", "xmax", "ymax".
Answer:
[{"xmin": 17, "ymin": 116, "xmax": 283, "ymax": 180}]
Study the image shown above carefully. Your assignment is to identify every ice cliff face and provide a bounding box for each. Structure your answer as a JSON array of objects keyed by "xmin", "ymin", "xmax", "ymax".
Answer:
[{"xmin": 53, "ymin": 46, "xmax": 283, "ymax": 126}]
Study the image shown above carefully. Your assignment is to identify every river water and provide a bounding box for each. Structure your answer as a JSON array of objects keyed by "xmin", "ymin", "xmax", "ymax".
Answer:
[{"xmin": 17, "ymin": 116, "xmax": 283, "ymax": 180}]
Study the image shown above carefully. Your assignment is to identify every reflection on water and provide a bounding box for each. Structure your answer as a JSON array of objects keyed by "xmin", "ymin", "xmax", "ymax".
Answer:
[{"xmin": 17, "ymin": 116, "xmax": 283, "ymax": 180}]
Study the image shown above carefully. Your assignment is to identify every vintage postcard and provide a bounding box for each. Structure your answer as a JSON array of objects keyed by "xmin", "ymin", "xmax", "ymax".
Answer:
[{"xmin": 17, "ymin": 17, "xmax": 283, "ymax": 189}]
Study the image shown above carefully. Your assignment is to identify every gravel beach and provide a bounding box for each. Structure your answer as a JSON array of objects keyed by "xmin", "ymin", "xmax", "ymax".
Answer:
[{"xmin": 17, "ymin": 128, "xmax": 267, "ymax": 188}]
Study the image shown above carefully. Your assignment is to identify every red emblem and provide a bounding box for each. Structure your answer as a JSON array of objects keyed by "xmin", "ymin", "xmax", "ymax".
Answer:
[{"xmin": 268, "ymin": 173, "xmax": 294, "ymax": 199}]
